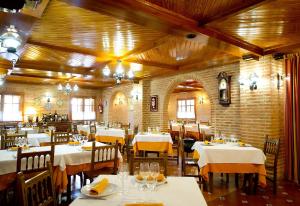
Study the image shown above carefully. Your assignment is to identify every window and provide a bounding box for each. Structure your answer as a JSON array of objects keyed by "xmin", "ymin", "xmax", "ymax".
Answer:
[
  {"xmin": 177, "ymin": 99, "xmax": 195, "ymax": 119},
  {"xmin": 71, "ymin": 97, "xmax": 95, "ymax": 120},
  {"xmin": 0, "ymin": 94, "xmax": 23, "ymax": 121}
]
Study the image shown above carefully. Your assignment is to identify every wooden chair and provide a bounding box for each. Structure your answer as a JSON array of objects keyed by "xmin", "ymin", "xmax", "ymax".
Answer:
[
  {"xmin": 16, "ymin": 162, "xmax": 57, "ymax": 206},
  {"xmin": 17, "ymin": 144, "xmax": 55, "ymax": 176},
  {"xmin": 181, "ymin": 138, "xmax": 203, "ymax": 185},
  {"xmin": 83, "ymin": 141, "xmax": 119, "ymax": 184},
  {"xmin": 51, "ymin": 131, "xmax": 71, "ymax": 145},
  {"xmin": 72, "ymin": 123, "xmax": 78, "ymax": 134},
  {"xmin": 89, "ymin": 125, "xmax": 97, "ymax": 141},
  {"xmin": 264, "ymin": 135, "xmax": 280, "ymax": 194},
  {"xmin": 1, "ymin": 132, "xmax": 28, "ymax": 150},
  {"xmin": 129, "ymin": 152, "xmax": 168, "ymax": 176}
]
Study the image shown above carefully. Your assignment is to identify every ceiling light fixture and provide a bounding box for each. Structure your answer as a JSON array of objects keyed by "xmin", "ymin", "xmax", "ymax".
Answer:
[
  {"xmin": 0, "ymin": 25, "xmax": 23, "ymax": 51},
  {"xmin": 242, "ymin": 54, "xmax": 259, "ymax": 61},
  {"xmin": 57, "ymin": 82, "xmax": 79, "ymax": 95},
  {"xmin": 102, "ymin": 60, "xmax": 135, "ymax": 84}
]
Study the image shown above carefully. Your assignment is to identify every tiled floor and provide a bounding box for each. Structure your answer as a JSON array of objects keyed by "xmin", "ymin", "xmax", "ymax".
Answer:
[{"xmin": 63, "ymin": 157, "xmax": 300, "ymax": 206}]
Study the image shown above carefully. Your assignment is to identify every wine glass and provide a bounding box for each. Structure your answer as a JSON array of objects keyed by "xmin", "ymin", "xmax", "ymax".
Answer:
[
  {"xmin": 118, "ymin": 163, "xmax": 129, "ymax": 194},
  {"xmin": 149, "ymin": 162, "xmax": 160, "ymax": 191},
  {"xmin": 140, "ymin": 162, "xmax": 149, "ymax": 191},
  {"xmin": 82, "ymin": 135, "xmax": 88, "ymax": 145}
]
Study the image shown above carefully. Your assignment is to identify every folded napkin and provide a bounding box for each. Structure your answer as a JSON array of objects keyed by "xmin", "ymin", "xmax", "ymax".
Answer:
[
  {"xmin": 156, "ymin": 174, "xmax": 165, "ymax": 182},
  {"xmin": 90, "ymin": 178, "xmax": 109, "ymax": 195},
  {"xmin": 124, "ymin": 203, "xmax": 164, "ymax": 206},
  {"xmin": 9, "ymin": 146, "xmax": 19, "ymax": 151},
  {"xmin": 68, "ymin": 141, "xmax": 80, "ymax": 145},
  {"xmin": 81, "ymin": 146, "xmax": 92, "ymax": 151}
]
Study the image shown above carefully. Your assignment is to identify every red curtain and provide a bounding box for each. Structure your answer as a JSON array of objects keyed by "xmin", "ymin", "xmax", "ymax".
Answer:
[{"xmin": 285, "ymin": 54, "xmax": 300, "ymax": 183}]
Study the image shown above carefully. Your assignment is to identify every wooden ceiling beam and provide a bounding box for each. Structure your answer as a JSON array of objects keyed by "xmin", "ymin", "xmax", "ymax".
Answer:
[
  {"xmin": 263, "ymin": 42, "xmax": 300, "ymax": 55},
  {"xmin": 199, "ymin": 0, "xmax": 274, "ymax": 25},
  {"xmin": 67, "ymin": 0, "xmax": 264, "ymax": 55}
]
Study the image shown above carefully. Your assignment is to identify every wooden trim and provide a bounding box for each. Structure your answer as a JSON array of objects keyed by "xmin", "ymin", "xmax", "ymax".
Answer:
[
  {"xmin": 0, "ymin": 92, "xmax": 24, "ymax": 122},
  {"xmin": 176, "ymin": 97, "xmax": 196, "ymax": 120},
  {"xmin": 69, "ymin": 96, "xmax": 96, "ymax": 121},
  {"xmin": 199, "ymin": 0, "xmax": 274, "ymax": 25},
  {"xmin": 74, "ymin": 0, "xmax": 264, "ymax": 55}
]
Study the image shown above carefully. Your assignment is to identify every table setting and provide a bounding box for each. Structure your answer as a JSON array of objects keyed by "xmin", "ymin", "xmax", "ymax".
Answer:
[{"xmin": 71, "ymin": 163, "xmax": 207, "ymax": 206}]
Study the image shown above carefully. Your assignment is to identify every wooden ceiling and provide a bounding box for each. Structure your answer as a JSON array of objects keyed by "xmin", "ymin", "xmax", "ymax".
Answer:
[
  {"xmin": 0, "ymin": 0, "xmax": 299, "ymax": 88},
  {"xmin": 173, "ymin": 80, "xmax": 203, "ymax": 93}
]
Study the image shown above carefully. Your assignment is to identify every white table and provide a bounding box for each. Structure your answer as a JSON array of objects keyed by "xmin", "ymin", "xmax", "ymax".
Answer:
[
  {"xmin": 78, "ymin": 125, "xmax": 133, "ymax": 137},
  {"xmin": 70, "ymin": 175, "xmax": 207, "ymax": 206},
  {"xmin": 191, "ymin": 142, "xmax": 266, "ymax": 168},
  {"xmin": 27, "ymin": 133, "xmax": 51, "ymax": 147},
  {"xmin": 0, "ymin": 142, "xmax": 122, "ymax": 176},
  {"xmin": 19, "ymin": 127, "xmax": 39, "ymax": 134}
]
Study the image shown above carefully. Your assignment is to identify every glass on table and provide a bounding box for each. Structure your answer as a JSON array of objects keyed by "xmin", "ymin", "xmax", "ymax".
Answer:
[
  {"xmin": 149, "ymin": 162, "xmax": 160, "ymax": 191},
  {"xmin": 147, "ymin": 127, "xmax": 152, "ymax": 134}
]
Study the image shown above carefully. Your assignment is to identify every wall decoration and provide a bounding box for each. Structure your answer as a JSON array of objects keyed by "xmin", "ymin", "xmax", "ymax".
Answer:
[
  {"xmin": 150, "ymin": 95, "xmax": 158, "ymax": 112},
  {"xmin": 217, "ymin": 72, "xmax": 231, "ymax": 106},
  {"xmin": 56, "ymin": 99, "xmax": 64, "ymax": 107}
]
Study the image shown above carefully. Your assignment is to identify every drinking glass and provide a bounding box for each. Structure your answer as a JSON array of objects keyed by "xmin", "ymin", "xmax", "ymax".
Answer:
[
  {"xmin": 118, "ymin": 163, "xmax": 129, "ymax": 194},
  {"xmin": 149, "ymin": 162, "xmax": 160, "ymax": 191},
  {"xmin": 82, "ymin": 135, "xmax": 88, "ymax": 145},
  {"xmin": 140, "ymin": 162, "xmax": 150, "ymax": 191}
]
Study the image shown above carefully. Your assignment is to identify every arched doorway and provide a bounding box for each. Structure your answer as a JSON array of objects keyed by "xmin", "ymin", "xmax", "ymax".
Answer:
[
  {"xmin": 167, "ymin": 79, "xmax": 212, "ymax": 124},
  {"xmin": 109, "ymin": 91, "xmax": 129, "ymax": 124}
]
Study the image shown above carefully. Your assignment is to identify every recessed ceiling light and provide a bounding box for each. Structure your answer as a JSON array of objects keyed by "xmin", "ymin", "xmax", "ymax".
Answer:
[{"xmin": 186, "ymin": 33, "xmax": 197, "ymax": 39}]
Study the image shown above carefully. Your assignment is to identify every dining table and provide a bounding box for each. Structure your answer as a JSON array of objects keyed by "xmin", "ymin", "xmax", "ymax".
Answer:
[
  {"xmin": 191, "ymin": 141, "xmax": 267, "ymax": 191},
  {"xmin": 70, "ymin": 175, "xmax": 207, "ymax": 206},
  {"xmin": 132, "ymin": 132, "xmax": 173, "ymax": 155},
  {"xmin": 78, "ymin": 125, "xmax": 133, "ymax": 145},
  {"xmin": 0, "ymin": 142, "xmax": 122, "ymax": 191},
  {"xmin": 27, "ymin": 133, "xmax": 51, "ymax": 146}
]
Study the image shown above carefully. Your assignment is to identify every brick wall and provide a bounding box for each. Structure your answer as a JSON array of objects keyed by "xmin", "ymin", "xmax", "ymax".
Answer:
[
  {"xmin": 0, "ymin": 83, "xmax": 102, "ymax": 121},
  {"xmin": 101, "ymin": 55, "xmax": 285, "ymax": 177}
]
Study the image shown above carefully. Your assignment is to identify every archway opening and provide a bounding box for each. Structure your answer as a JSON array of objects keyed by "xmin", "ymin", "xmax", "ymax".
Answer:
[
  {"xmin": 109, "ymin": 92, "xmax": 129, "ymax": 124},
  {"xmin": 167, "ymin": 79, "xmax": 211, "ymax": 125}
]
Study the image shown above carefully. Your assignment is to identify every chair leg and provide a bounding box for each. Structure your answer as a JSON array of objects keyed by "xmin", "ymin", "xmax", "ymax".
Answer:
[
  {"xmin": 208, "ymin": 172, "xmax": 213, "ymax": 193},
  {"xmin": 226, "ymin": 174, "xmax": 229, "ymax": 184},
  {"xmin": 273, "ymin": 173, "xmax": 277, "ymax": 194},
  {"xmin": 67, "ymin": 175, "xmax": 72, "ymax": 202},
  {"xmin": 253, "ymin": 173, "xmax": 258, "ymax": 194},
  {"xmin": 235, "ymin": 173, "xmax": 239, "ymax": 188}
]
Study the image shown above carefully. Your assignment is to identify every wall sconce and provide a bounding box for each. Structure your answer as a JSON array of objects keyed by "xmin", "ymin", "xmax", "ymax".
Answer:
[
  {"xmin": 277, "ymin": 73, "xmax": 284, "ymax": 90},
  {"xmin": 249, "ymin": 73, "xmax": 258, "ymax": 90},
  {"xmin": 239, "ymin": 73, "xmax": 259, "ymax": 90},
  {"xmin": 199, "ymin": 96, "xmax": 204, "ymax": 104}
]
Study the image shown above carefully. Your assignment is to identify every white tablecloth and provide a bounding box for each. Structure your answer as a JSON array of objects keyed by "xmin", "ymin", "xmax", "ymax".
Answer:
[
  {"xmin": 70, "ymin": 175, "xmax": 207, "ymax": 206},
  {"xmin": 191, "ymin": 142, "xmax": 266, "ymax": 168},
  {"xmin": 27, "ymin": 133, "xmax": 51, "ymax": 147},
  {"xmin": 132, "ymin": 133, "xmax": 173, "ymax": 144},
  {"xmin": 78, "ymin": 125, "xmax": 133, "ymax": 137},
  {"xmin": 0, "ymin": 142, "xmax": 122, "ymax": 175},
  {"xmin": 19, "ymin": 127, "xmax": 39, "ymax": 134}
]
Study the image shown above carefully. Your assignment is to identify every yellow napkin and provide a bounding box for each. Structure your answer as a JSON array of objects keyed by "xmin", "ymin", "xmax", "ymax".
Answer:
[
  {"xmin": 204, "ymin": 140, "xmax": 210, "ymax": 145},
  {"xmin": 81, "ymin": 146, "xmax": 92, "ymax": 151},
  {"xmin": 9, "ymin": 146, "xmax": 19, "ymax": 151},
  {"xmin": 239, "ymin": 142, "xmax": 246, "ymax": 147},
  {"xmin": 68, "ymin": 141, "xmax": 80, "ymax": 146},
  {"xmin": 124, "ymin": 204, "xmax": 164, "ymax": 206},
  {"xmin": 135, "ymin": 174, "xmax": 144, "ymax": 181},
  {"xmin": 156, "ymin": 174, "xmax": 165, "ymax": 182},
  {"xmin": 90, "ymin": 178, "xmax": 109, "ymax": 195}
]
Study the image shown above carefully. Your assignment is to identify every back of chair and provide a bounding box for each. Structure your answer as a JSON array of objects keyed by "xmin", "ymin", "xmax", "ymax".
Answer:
[
  {"xmin": 133, "ymin": 125, "xmax": 139, "ymax": 135},
  {"xmin": 90, "ymin": 125, "xmax": 97, "ymax": 134},
  {"xmin": 129, "ymin": 154, "xmax": 168, "ymax": 176},
  {"xmin": 90, "ymin": 141, "xmax": 119, "ymax": 175},
  {"xmin": 51, "ymin": 131, "xmax": 71, "ymax": 144},
  {"xmin": 17, "ymin": 145, "xmax": 55, "ymax": 175},
  {"xmin": 263, "ymin": 135, "xmax": 280, "ymax": 169},
  {"xmin": 17, "ymin": 162, "xmax": 57, "ymax": 206},
  {"xmin": 1, "ymin": 132, "xmax": 28, "ymax": 149}
]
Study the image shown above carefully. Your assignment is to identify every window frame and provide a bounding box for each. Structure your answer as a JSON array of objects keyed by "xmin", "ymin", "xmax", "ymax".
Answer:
[
  {"xmin": 176, "ymin": 98, "xmax": 196, "ymax": 120},
  {"xmin": 0, "ymin": 92, "xmax": 24, "ymax": 122},
  {"xmin": 70, "ymin": 95, "xmax": 96, "ymax": 121}
]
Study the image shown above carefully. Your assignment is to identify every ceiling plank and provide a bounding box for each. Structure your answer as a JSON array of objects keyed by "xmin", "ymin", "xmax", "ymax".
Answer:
[
  {"xmin": 199, "ymin": 0, "xmax": 274, "ymax": 25},
  {"xmin": 65, "ymin": 0, "xmax": 263, "ymax": 55},
  {"xmin": 124, "ymin": 59, "xmax": 178, "ymax": 70},
  {"xmin": 0, "ymin": 59, "xmax": 94, "ymax": 75},
  {"xmin": 26, "ymin": 38, "xmax": 109, "ymax": 58},
  {"xmin": 120, "ymin": 35, "xmax": 171, "ymax": 59}
]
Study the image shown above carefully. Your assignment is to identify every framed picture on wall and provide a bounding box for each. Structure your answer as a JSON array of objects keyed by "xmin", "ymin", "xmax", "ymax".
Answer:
[{"xmin": 150, "ymin": 95, "xmax": 158, "ymax": 112}]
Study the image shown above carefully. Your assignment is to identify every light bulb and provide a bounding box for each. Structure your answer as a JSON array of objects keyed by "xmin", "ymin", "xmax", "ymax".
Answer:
[
  {"xmin": 73, "ymin": 84, "xmax": 79, "ymax": 91},
  {"xmin": 116, "ymin": 64, "xmax": 124, "ymax": 75},
  {"xmin": 102, "ymin": 67, "xmax": 111, "ymax": 76},
  {"xmin": 127, "ymin": 70, "xmax": 134, "ymax": 79},
  {"xmin": 65, "ymin": 83, "xmax": 71, "ymax": 90},
  {"xmin": 57, "ymin": 84, "xmax": 63, "ymax": 91}
]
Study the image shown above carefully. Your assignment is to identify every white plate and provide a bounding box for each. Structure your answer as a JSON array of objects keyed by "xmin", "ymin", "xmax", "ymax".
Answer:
[
  {"xmin": 81, "ymin": 183, "xmax": 118, "ymax": 198},
  {"xmin": 134, "ymin": 176, "xmax": 167, "ymax": 185}
]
